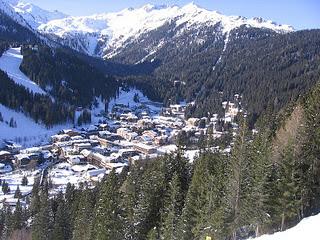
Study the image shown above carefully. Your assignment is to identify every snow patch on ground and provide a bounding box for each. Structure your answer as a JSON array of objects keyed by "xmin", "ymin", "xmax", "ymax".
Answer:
[
  {"xmin": 0, "ymin": 47, "xmax": 46, "ymax": 95},
  {"xmin": 252, "ymin": 214, "xmax": 320, "ymax": 240}
]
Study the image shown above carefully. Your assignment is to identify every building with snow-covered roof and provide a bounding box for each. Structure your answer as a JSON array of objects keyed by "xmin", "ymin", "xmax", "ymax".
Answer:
[
  {"xmin": 134, "ymin": 143, "xmax": 157, "ymax": 155},
  {"xmin": 51, "ymin": 134, "xmax": 71, "ymax": 143},
  {"xmin": 0, "ymin": 151, "xmax": 13, "ymax": 161}
]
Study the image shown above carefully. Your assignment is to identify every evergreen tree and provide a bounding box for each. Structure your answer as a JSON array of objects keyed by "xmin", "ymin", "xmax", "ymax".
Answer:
[
  {"xmin": 300, "ymin": 83, "xmax": 320, "ymax": 215},
  {"xmin": 245, "ymin": 130, "xmax": 272, "ymax": 237},
  {"xmin": 14, "ymin": 185, "xmax": 22, "ymax": 199},
  {"xmin": 277, "ymin": 142, "xmax": 301, "ymax": 231},
  {"xmin": 32, "ymin": 188, "xmax": 54, "ymax": 240},
  {"xmin": 72, "ymin": 189, "xmax": 95, "ymax": 240},
  {"xmin": 2, "ymin": 181, "xmax": 10, "ymax": 195},
  {"xmin": 30, "ymin": 177, "xmax": 41, "ymax": 216},
  {"xmin": 52, "ymin": 200, "xmax": 71, "ymax": 240},
  {"xmin": 160, "ymin": 173, "xmax": 183, "ymax": 240},
  {"xmin": 21, "ymin": 176, "xmax": 28, "ymax": 186},
  {"xmin": 121, "ymin": 164, "xmax": 143, "ymax": 239},
  {"xmin": 1, "ymin": 205, "xmax": 13, "ymax": 240},
  {"xmin": 225, "ymin": 116, "xmax": 252, "ymax": 240},
  {"xmin": 92, "ymin": 170, "xmax": 123, "ymax": 239},
  {"xmin": 12, "ymin": 199, "xmax": 24, "ymax": 230}
]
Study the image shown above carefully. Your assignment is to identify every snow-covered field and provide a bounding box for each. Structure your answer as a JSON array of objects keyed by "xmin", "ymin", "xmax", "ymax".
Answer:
[
  {"xmin": 0, "ymin": 47, "xmax": 46, "ymax": 95},
  {"xmin": 0, "ymin": 169, "xmax": 34, "ymax": 203},
  {"xmin": 253, "ymin": 214, "xmax": 320, "ymax": 240},
  {"xmin": 108, "ymin": 87, "xmax": 162, "ymax": 113},
  {"xmin": 0, "ymin": 103, "xmax": 72, "ymax": 147}
]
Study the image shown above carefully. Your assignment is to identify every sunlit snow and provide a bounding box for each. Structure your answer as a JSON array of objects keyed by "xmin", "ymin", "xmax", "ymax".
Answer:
[
  {"xmin": 252, "ymin": 214, "xmax": 320, "ymax": 240},
  {"xmin": 0, "ymin": 47, "xmax": 46, "ymax": 95}
]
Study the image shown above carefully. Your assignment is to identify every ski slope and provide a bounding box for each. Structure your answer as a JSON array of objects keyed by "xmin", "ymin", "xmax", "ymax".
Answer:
[
  {"xmin": 0, "ymin": 47, "xmax": 46, "ymax": 95},
  {"xmin": 253, "ymin": 214, "xmax": 320, "ymax": 240}
]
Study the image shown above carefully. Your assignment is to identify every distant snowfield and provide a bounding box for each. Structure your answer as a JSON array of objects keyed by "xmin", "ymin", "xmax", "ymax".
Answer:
[
  {"xmin": 108, "ymin": 87, "xmax": 162, "ymax": 113},
  {"xmin": 252, "ymin": 214, "xmax": 320, "ymax": 240},
  {"xmin": 0, "ymin": 104, "xmax": 72, "ymax": 147},
  {"xmin": 0, "ymin": 47, "xmax": 46, "ymax": 95}
]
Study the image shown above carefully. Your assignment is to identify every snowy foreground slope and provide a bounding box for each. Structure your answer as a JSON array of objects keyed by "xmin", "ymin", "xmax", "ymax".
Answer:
[
  {"xmin": 0, "ymin": 47, "xmax": 46, "ymax": 95},
  {"xmin": 252, "ymin": 214, "xmax": 320, "ymax": 240}
]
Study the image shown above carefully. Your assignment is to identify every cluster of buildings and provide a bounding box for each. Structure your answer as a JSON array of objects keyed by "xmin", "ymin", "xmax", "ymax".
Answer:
[{"xmin": 0, "ymin": 96, "xmax": 242, "ymax": 182}]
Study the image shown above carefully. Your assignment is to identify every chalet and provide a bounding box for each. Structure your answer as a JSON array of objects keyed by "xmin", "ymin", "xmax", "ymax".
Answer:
[
  {"xmin": 67, "ymin": 155, "xmax": 86, "ymax": 165},
  {"xmin": 98, "ymin": 123, "xmax": 108, "ymax": 131},
  {"xmin": 85, "ymin": 151, "xmax": 118, "ymax": 167},
  {"xmin": 2, "ymin": 199, "xmax": 27, "ymax": 208},
  {"xmin": 118, "ymin": 149, "xmax": 140, "ymax": 159},
  {"xmin": 154, "ymin": 136, "xmax": 168, "ymax": 145},
  {"xmin": 73, "ymin": 143, "xmax": 92, "ymax": 152},
  {"xmin": 3, "ymin": 141, "xmax": 21, "ymax": 153},
  {"xmin": 0, "ymin": 151, "xmax": 13, "ymax": 162},
  {"xmin": 85, "ymin": 169, "xmax": 107, "ymax": 181},
  {"xmin": 120, "ymin": 112, "xmax": 138, "ymax": 122},
  {"xmin": 51, "ymin": 134, "xmax": 70, "ymax": 143},
  {"xmin": 129, "ymin": 153, "xmax": 159, "ymax": 165},
  {"xmin": 137, "ymin": 119, "xmax": 153, "ymax": 130},
  {"xmin": 71, "ymin": 136, "xmax": 84, "ymax": 141},
  {"xmin": 61, "ymin": 129, "xmax": 80, "ymax": 137},
  {"xmin": 142, "ymin": 130, "xmax": 158, "ymax": 140},
  {"xmin": 97, "ymin": 137, "xmax": 109, "ymax": 147},
  {"xmin": 14, "ymin": 154, "xmax": 32, "ymax": 168},
  {"xmin": 86, "ymin": 125, "xmax": 99, "ymax": 135},
  {"xmin": 170, "ymin": 104, "xmax": 184, "ymax": 113},
  {"xmin": 42, "ymin": 150, "xmax": 54, "ymax": 162},
  {"xmin": 134, "ymin": 143, "xmax": 157, "ymax": 155},
  {"xmin": 117, "ymin": 128, "xmax": 138, "ymax": 141},
  {"xmin": 187, "ymin": 118, "xmax": 200, "ymax": 127}
]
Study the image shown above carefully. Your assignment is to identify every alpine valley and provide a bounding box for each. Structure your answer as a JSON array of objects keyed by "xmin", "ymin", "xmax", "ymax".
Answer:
[{"xmin": 0, "ymin": 0, "xmax": 320, "ymax": 240}]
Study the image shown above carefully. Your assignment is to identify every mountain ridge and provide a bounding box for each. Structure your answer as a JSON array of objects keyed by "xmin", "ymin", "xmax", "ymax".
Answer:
[{"xmin": 4, "ymin": 1, "xmax": 292, "ymax": 58}]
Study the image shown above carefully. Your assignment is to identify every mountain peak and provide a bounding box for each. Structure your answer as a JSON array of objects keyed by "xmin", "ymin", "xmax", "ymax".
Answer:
[{"xmin": 5, "ymin": 0, "xmax": 68, "ymax": 28}]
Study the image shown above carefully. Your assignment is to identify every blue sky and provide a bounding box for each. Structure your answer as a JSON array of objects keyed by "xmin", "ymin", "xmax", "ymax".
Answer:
[{"xmin": 27, "ymin": 0, "xmax": 320, "ymax": 30}]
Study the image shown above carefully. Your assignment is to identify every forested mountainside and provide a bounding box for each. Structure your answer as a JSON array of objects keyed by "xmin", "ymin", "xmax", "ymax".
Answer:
[
  {"xmin": 118, "ymin": 28, "xmax": 320, "ymax": 122},
  {"xmin": 0, "ymin": 43, "xmax": 120, "ymax": 126},
  {"xmin": 20, "ymin": 45, "xmax": 119, "ymax": 107},
  {"xmin": 0, "ymin": 69, "xmax": 73, "ymax": 125},
  {"xmin": 1, "ymin": 82, "xmax": 320, "ymax": 240}
]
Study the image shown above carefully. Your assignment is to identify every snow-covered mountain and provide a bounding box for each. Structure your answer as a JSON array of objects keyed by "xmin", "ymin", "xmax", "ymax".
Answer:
[
  {"xmin": 0, "ymin": 0, "xmax": 67, "ymax": 44},
  {"xmin": 35, "ymin": 3, "xmax": 293, "ymax": 58},
  {"xmin": 0, "ymin": 0, "xmax": 33, "ymax": 30},
  {"xmin": 1, "ymin": 1, "xmax": 294, "ymax": 59},
  {"xmin": 8, "ymin": 0, "xmax": 68, "ymax": 28}
]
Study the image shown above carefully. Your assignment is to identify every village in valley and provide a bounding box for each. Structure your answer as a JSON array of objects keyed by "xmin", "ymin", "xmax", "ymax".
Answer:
[{"xmin": 0, "ymin": 88, "xmax": 242, "ymax": 207}]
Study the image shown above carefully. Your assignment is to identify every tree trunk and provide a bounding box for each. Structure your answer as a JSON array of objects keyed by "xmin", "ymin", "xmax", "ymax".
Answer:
[
  {"xmin": 281, "ymin": 213, "xmax": 285, "ymax": 231},
  {"xmin": 232, "ymin": 231, "xmax": 237, "ymax": 240},
  {"xmin": 255, "ymin": 224, "xmax": 260, "ymax": 237}
]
